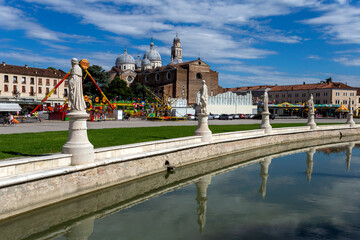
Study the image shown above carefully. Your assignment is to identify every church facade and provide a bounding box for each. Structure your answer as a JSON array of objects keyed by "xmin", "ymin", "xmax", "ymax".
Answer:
[{"xmin": 108, "ymin": 35, "xmax": 223, "ymax": 104}]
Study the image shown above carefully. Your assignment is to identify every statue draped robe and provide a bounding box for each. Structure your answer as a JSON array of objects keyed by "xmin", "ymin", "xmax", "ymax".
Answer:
[{"xmin": 68, "ymin": 64, "xmax": 86, "ymax": 111}]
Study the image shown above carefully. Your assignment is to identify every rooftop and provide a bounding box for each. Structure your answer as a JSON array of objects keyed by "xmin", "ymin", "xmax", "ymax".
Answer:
[{"xmin": 0, "ymin": 62, "xmax": 66, "ymax": 78}]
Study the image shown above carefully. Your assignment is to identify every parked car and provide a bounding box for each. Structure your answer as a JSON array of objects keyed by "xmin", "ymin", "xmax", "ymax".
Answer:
[
  {"xmin": 208, "ymin": 114, "xmax": 214, "ymax": 120},
  {"xmin": 219, "ymin": 114, "xmax": 233, "ymax": 120},
  {"xmin": 232, "ymin": 114, "xmax": 240, "ymax": 119},
  {"xmin": 213, "ymin": 114, "xmax": 220, "ymax": 119},
  {"xmin": 239, "ymin": 114, "xmax": 246, "ymax": 119},
  {"xmin": 185, "ymin": 114, "xmax": 195, "ymax": 120},
  {"xmin": 245, "ymin": 114, "xmax": 255, "ymax": 119},
  {"xmin": 251, "ymin": 114, "xmax": 276, "ymax": 120}
]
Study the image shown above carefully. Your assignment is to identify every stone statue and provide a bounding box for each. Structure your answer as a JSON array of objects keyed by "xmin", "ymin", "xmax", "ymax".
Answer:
[
  {"xmin": 68, "ymin": 58, "xmax": 86, "ymax": 111},
  {"xmin": 198, "ymin": 80, "xmax": 208, "ymax": 115},
  {"xmin": 263, "ymin": 90, "xmax": 269, "ymax": 112},
  {"xmin": 308, "ymin": 94, "xmax": 314, "ymax": 114}
]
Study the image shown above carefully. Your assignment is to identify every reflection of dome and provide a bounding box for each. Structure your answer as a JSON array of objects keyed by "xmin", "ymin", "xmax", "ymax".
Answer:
[
  {"xmin": 143, "ymin": 39, "xmax": 161, "ymax": 61},
  {"xmin": 135, "ymin": 55, "xmax": 142, "ymax": 69},
  {"xmin": 141, "ymin": 57, "xmax": 151, "ymax": 67},
  {"xmin": 115, "ymin": 49, "xmax": 135, "ymax": 66}
]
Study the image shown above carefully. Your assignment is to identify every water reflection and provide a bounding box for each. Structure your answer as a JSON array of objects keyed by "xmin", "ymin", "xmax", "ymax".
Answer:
[
  {"xmin": 1, "ymin": 136, "xmax": 360, "ymax": 240},
  {"xmin": 259, "ymin": 156, "xmax": 272, "ymax": 199},
  {"xmin": 306, "ymin": 147, "xmax": 316, "ymax": 182},
  {"xmin": 195, "ymin": 175, "xmax": 212, "ymax": 233}
]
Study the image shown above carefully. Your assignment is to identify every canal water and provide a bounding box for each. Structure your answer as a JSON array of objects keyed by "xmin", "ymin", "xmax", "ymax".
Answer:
[{"xmin": 2, "ymin": 138, "xmax": 360, "ymax": 240}]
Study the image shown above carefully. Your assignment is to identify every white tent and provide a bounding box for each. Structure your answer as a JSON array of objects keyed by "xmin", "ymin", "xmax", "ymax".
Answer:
[{"xmin": 0, "ymin": 103, "xmax": 22, "ymax": 112}]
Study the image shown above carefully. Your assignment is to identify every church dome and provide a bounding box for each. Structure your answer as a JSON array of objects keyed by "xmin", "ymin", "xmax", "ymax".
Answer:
[
  {"xmin": 143, "ymin": 39, "xmax": 161, "ymax": 61},
  {"xmin": 115, "ymin": 49, "xmax": 135, "ymax": 66},
  {"xmin": 173, "ymin": 33, "xmax": 180, "ymax": 43},
  {"xmin": 168, "ymin": 57, "xmax": 182, "ymax": 65},
  {"xmin": 141, "ymin": 57, "xmax": 151, "ymax": 67},
  {"xmin": 135, "ymin": 55, "xmax": 142, "ymax": 69}
]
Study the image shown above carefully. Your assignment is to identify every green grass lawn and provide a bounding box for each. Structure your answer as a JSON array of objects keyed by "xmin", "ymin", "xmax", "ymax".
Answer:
[{"xmin": 0, "ymin": 122, "xmax": 333, "ymax": 160}]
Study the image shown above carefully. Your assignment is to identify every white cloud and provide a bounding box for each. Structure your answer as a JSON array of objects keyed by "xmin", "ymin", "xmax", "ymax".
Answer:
[{"xmin": 333, "ymin": 57, "xmax": 360, "ymax": 67}]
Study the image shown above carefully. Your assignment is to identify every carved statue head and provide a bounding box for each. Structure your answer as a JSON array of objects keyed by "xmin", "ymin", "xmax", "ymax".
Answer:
[
  {"xmin": 202, "ymin": 80, "xmax": 206, "ymax": 85},
  {"xmin": 71, "ymin": 58, "xmax": 79, "ymax": 66}
]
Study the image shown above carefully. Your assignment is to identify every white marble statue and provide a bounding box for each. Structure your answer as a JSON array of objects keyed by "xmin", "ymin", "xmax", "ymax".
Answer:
[
  {"xmin": 68, "ymin": 58, "xmax": 86, "ymax": 111},
  {"xmin": 308, "ymin": 94, "xmax": 314, "ymax": 114},
  {"xmin": 198, "ymin": 80, "xmax": 208, "ymax": 115},
  {"xmin": 263, "ymin": 90, "xmax": 269, "ymax": 112}
]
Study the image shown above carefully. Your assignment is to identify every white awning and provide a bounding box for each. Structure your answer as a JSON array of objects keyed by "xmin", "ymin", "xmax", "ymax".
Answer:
[{"xmin": 0, "ymin": 103, "xmax": 22, "ymax": 112}]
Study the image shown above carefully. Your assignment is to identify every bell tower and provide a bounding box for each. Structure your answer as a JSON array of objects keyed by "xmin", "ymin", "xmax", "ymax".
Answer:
[{"xmin": 171, "ymin": 33, "xmax": 182, "ymax": 62}]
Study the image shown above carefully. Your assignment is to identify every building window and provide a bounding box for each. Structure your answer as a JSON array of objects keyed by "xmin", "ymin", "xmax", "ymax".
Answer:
[
  {"xmin": 64, "ymin": 89, "xmax": 68, "ymax": 97},
  {"xmin": 46, "ymin": 88, "xmax": 49, "ymax": 94},
  {"xmin": 54, "ymin": 80, "xmax": 57, "ymax": 86},
  {"xmin": 54, "ymin": 88, "xmax": 57, "ymax": 94},
  {"xmin": 124, "ymin": 65, "xmax": 126, "ymax": 70},
  {"xmin": 126, "ymin": 75, "xmax": 134, "ymax": 83},
  {"xmin": 302, "ymin": 93, "xmax": 306, "ymax": 97},
  {"xmin": 22, "ymin": 86, "xmax": 25, "ymax": 93},
  {"xmin": 350, "ymin": 92, "xmax": 355, "ymax": 96},
  {"xmin": 155, "ymin": 73, "xmax": 160, "ymax": 81},
  {"xmin": 324, "ymin": 92, "xmax": 328, "ymax": 96},
  {"xmin": 343, "ymin": 92, "xmax": 347, "ymax": 96},
  {"xmin": 166, "ymin": 71, "xmax": 171, "ymax": 80},
  {"xmin": 323, "ymin": 100, "xmax": 327, "ymax": 104},
  {"xmin": 4, "ymin": 75, "xmax": 8, "ymax": 83},
  {"xmin": 315, "ymin": 100, "xmax": 320, "ymax": 104},
  {"xmin": 269, "ymin": 95, "xmax": 272, "ymax": 98},
  {"xmin": 275, "ymin": 94, "xmax": 279, "ymax": 98},
  {"xmin": 315, "ymin": 92, "xmax": 320, "ymax": 97},
  {"xmin": 13, "ymin": 85, "xmax": 17, "ymax": 93},
  {"xmin": 295, "ymin": 93, "xmax": 299, "ymax": 97},
  {"xmin": 46, "ymin": 79, "xmax": 50, "ymax": 86},
  {"xmin": 343, "ymin": 100, "xmax": 348, "ymax": 104},
  {"xmin": 39, "ymin": 78, "xmax": 42, "ymax": 85},
  {"xmin": 38, "ymin": 87, "xmax": 42, "ymax": 94},
  {"xmin": 288, "ymin": 94, "xmax": 292, "ymax": 97},
  {"xmin": 145, "ymin": 75, "xmax": 149, "ymax": 82},
  {"xmin": 352, "ymin": 100, "xmax": 354, "ymax": 105},
  {"xmin": 335, "ymin": 99, "xmax": 340, "ymax": 104},
  {"xmin": 196, "ymin": 73, "xmax": 202, "ymax": 80},
  {"xmin": 4, "ymin": 85, "xmax": 8, "ymax": 92},
  {"xmin": 13, "ymin": 76, "xmax": 18, "ymax": 83},
  {"xmin": 65, "ymin": 80, "xmax": 68, "ymax": 87},
  {"xmin": 30, "ymin": 87, "xmax": 34, "ymax": 96},
  {"xmin": 282, "ymin": 94, "xmax": 285, "ymax": 98},
  {"xmin": 22, "ymin": 77, "xmax": 26, "ymax": 84},
  {"xmin": 30, "ymin": 77, "xmax": 34, "ymax": 84},
  {"xmin": 335, "ymin": 92, "xmax": 340, "ymax": 96}
]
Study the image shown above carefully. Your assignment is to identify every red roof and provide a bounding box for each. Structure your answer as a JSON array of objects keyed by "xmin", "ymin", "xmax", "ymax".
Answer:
[
  {"xmin": 269, "ymin": 82, "xmax": 356, "ymax": 91},
  {"xmin": 0, "ymin": 63, "xmax": 66, "ymax": 78}
]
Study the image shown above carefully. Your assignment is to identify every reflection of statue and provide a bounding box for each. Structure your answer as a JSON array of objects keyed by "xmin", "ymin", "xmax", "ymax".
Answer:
[
  {"xmin": 308, "ymin": 94, "xmax": 314, "ymax": 114},
  {"xmin": 259, "ymin": 156, "xmax": 272, "ymax": 199},
  {"xmin": 68, "ymin": 58, "xmax": 86, "ymax": 111},
  {"xmin": 65, "ymin": 216, "xmax": 95, "ymax": 240},
  {"xmin": 195, "ymin": 175, "xmax": 212, "ymax": 233},
  {"xmin": 263, "ymin": 90, "xmax": 269, "ymax": 112},
  {"xmin": 198, "ymin": 80, "xmax": 208, "ymax": 115},
  {"xmin": 306, "ymin": 148, "xmax": 316, "ymax": 182},
  {"xmin": 346, "ymin": 143, "xmax": 355, "ymax": 172}
]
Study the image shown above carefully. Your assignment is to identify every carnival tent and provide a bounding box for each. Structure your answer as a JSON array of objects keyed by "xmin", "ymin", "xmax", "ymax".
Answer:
[{"xmin": 335, "ymin": 104, "xmax": 348, "ymax": 113}]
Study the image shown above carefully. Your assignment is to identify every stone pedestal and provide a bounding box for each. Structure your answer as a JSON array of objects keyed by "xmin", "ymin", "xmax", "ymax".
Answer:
[
  {"xmin": 306, "ymin": 113, "xmax": 317, "ymax": 129},
  {"xmin": 62, "ymin": 111, "xmax": 94, "ymax": 165},
  {"xmin": 346, "ymin": 110, "xmax": 356, "ymax": 127},
  {"xmin": 194, "ymin": 113, "xmax": 212, "ymax": 142},
  {"xmin": 260, "ymin": 111, "xmax": 272, "ymax": 134}
]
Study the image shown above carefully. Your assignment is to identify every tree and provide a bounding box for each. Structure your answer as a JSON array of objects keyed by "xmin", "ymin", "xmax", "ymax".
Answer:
[
  {"xmin": 82, "ymin": 65, "xmax": 109, "ymax": 98},
  {"xmin": 131, "ymin": 82, "xmax": 154, "ymax": 102},
  {"xmin": 106, "ymin": 76, "xmax": 133, "ymax": 100},
  {"xmin": 47, "ymin": 67, "xmax": 57, "ymax": 70}
]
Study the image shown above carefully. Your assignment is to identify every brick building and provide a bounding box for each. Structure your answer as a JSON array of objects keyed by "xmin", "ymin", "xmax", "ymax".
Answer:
[
  {"xmin": 108, "ymin": 35, "xmax": 223, "ymax": 104},
  {"xmin": 0, "ymin": 62, "xmax": 67, "ymax": 108}
]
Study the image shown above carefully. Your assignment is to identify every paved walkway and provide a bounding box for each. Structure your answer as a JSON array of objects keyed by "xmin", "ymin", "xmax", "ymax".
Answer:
[{"xmin": 0, "ymin": 118, "xmax": 356, "ymax": 135}]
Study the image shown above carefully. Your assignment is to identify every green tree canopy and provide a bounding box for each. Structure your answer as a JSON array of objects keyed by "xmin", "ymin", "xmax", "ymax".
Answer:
[
  {"xmin": 106, "ymin": 77, "xmax": 133, "ymax": 100},
  {"xmin": 82, "ymin": 65, "xmax": 109, "ymax": 98},
  {"xmin": 131, "ymin": 82, "xmax": 155, "ymax": 102},
  {"xmin": 47, "ymin": 67, "xmax": 57, "ymax": 70}
]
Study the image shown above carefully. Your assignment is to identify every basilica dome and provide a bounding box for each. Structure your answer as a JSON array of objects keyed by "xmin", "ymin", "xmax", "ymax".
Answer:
[
  {"xmin": 135, "ymin": 55, "xmax": 142, "ymax": 69},
  {"xmin": 115, "ymin": 49, "xmax": 135, "ymax": 67},
  {"xmin": 143, "ymin": 41, "xmax": 161, "ymax": 61},
  {"xmin": 141, "ymin": 57, "xmax": 151, "ymax": 67}
]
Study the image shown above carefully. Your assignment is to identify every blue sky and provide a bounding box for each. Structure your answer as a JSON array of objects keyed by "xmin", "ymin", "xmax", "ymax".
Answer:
[{"xmin": 1, "ymin": 0, "xmax": 360, "ymax": 88}]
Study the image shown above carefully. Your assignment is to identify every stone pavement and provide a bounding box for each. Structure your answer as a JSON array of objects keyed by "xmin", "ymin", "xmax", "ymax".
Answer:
[{"xmin": 0, "ymin": 118, "xmax": 356, "ymax": 135}]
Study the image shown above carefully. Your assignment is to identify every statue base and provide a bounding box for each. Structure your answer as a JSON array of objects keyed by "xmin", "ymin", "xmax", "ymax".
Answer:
[
  {"xmin": 194, "ymin": 113, "xmax": 212, "ymax": 142},
  {"xmin": 346, "ymin": 113, "xmax": 356, "ymax": 127},
  {"xmin": 62, "ymin": 111, "xmax": 94, "ymax": 165},
  {"xmin": 260, "ymin": 111, "xmax": 272, "ymax": 134},
  {"xmin": 306, "ymin": 113, "xmax": 317, "ymax": 129}
]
